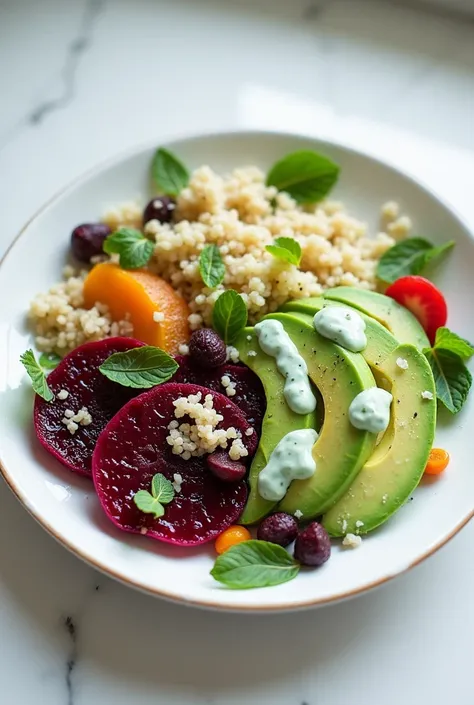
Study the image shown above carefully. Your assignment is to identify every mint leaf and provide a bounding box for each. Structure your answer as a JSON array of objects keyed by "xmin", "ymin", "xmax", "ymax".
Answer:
[
  {"xmin": 266, "ymin": 150, "xmax": 339, "ymax": 204},
  {"xmin": 424, "ymin": 348, "xmax": 472, "ymax": 413},
  {"xmin": 423, "ymin": 240, "xmax": 455, "ymax": 269},
  {"xmin": 103, "ymin": 228, "xmax": 154, "ymax": 269},
  {"xmin": 266, "ymin": 236, "xmax": 302, "ymax": 266},
  {"xmin": 199, "ymin": 244, "xmax": 225, "ymax": 287},
  {"xmin": 151, "ymin": 147, "xmax": 189, "ymax": 196},
  {"xmin": 151, "ymin": 473, "xmax": 175, "ymax": 504},
  {"xmin": 133, "ymin": 473, "xmax": 175, "ymax": 519},
  {"xmin": 39, "ymin": 352, "xmax": 62, "ymax": 370},
  {"xmin": 210, "ymin": 540, "xmax": 300, "ymax": 589},
  {"xmin": 99, "ymin": 346, "xmax": 178, "ymax": 388},
  {"xmin": 377, "ymin": 237, "xmax": 455, "ymax": 283},
  {"xmin": 133, "ymin": 490, "xmax": 165, "ymax": 519},
  {"xmin": 434, "ymin": 327, "xmax": 474, "ymax": 361},
  {"xmin": 20, "ymin": 349, "xmax": 53, "ymax": 401},
  {"xmin": 212, "ymin": 289, "xmax": 248, "ymax": 344}
]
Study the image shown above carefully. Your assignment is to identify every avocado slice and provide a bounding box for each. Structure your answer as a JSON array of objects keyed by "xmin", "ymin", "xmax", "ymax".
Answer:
[
  {"xmin": 280, "ymin": 297, "xmax": 398, "ymax": 368},
  {"xmin": 323, "ymin": 344, "xmax": 436, "ymax": 536},
  {"xmin": 262, "ymin": 313, "xmax": 377, "ymax": 519},
  {"xmin": 235, "ymin": 327, "xmax": 317, "ymax": 525},
  {"xmin": 324, "ymin": 287, "xmax": 429, "ymax": 350}
]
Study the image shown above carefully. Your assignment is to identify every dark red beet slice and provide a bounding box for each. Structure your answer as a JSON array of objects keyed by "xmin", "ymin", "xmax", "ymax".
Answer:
[
  {"xmin": 172, "ymin": 355, "xmax": 266, "ymax": 433},
  {"xmin": 92, "ymin": 382, "xmax": 258, "ymax": 545},
  {"xmin": 34, "ymin": 337, "xmax": 145, "ymax": 477}
]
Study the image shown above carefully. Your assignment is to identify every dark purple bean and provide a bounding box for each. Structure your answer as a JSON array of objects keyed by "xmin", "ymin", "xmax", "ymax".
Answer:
[
  {"xmin": 294, "ymin": 522, "xmax": 331, "ymax": 567},
  {"xmin": 207, "ymin": 450, "xmax": 247, "ymax": 482},
  {"xmin": 143, "ymin": 196, "xmax": 176, "ymax": 225},
  {"xmin": 71, "ymin": 223, "xmax": 111, "ymax": 263},
  {"xmin": 257, "ymin": 512, "xmax": 298, "ymax": 547},
  {"xmin": 189, "ymin": 329, "xmax": 226, "ymax": 369}
]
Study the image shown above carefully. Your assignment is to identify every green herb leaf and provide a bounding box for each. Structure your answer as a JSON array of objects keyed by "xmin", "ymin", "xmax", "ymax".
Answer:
[
  {"xmin": 423, "ymin": 240, "xmax": 455, "ymax": 269},
  {"xmin": 199, "ymin": 244, "xmax": 225, "ymax": 287},
  {"xmin": 103, "ymin": 228, "xmax": 154, "ymax": 269},
  {"xmin": 99, "ymin": 346, "xmax": 178, "ymax": 388},
  {"xmin": 133, "ymin": 473, "xmax": 176, "ymax": 519},
  {"xmin": 39, "ymin": 352, "xmax": 62, "ymax": 370},
  {"xmin": 424, "ymin": 348, "xmax": 472, "ymax": 413},
  {"xmin": 210, "ymin": 540, "xmax": 300, "ymax": 589},
  {"xmin": 376, "ymin": 237, "xmax": 455, "ymax": 283},
  {"xmin": 434, "ymin": 327, "xmax": 474, "ymax": 361},
  {"xmin": 133, "ymin": 490, "xmax": 165, "ymax": 519},
  {"xmin": 151, "ymin": 473, "xmax": 175, "ymax": 504},
  {"xmin": 151, "ymin": 147, "xmax": 190, "ymax": 196},
  {"xmin": 20, "ymin": 349, "xmax": 54, "ymax": 402},
  {"xmin": 212, "ymin": 289, "xmax": 248, "ymax": 344},
  {"xmin": 266, "ymin": 150, "xmax": 340, "ymax": 204},
  {"xmin": 266, "ymin": 236, "xmax": 302, "ymax": 266}
]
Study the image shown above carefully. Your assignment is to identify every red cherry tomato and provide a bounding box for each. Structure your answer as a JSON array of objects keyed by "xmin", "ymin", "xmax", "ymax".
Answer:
[{"xmin": 385, "ymin": 275, "xmax": 447, "ymax": 344}]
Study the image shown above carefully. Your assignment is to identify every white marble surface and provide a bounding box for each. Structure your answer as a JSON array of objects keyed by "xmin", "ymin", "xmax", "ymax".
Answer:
[{"xmin": 1, "ymin": 0, "xmax": 474, "ymax": 703}]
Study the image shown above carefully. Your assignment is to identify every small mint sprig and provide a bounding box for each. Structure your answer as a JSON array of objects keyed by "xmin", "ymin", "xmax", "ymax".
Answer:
[
  {"xmin": 211, "ymin": 540, "xmax": 300, "ymax": 589},
  {"xmin": 266, "ymin": 236, "xmax": 302, "ymax": 266},
  {"xmin": 377, "ymin": 237, "xmax": 454, "ymax": 284},
  {"xmin": 103, "ymin": 228, "xmax": 154, "ymax": 270},
  {"xmin": 423, "ymin": 326, "xmax": 474, "ymax": 414},
  {"xmin": 151, "ymin": 147, "xmax": 190, "ymax": 196},
  {"xmin": 199, "ymin": 244, "xmax": 225, "ymax": 288},
  {"xmin": 212, "ymin": 289, "xmax": 248, "ymax": 344},
  {"xmin": 266, "ymin": 150, "xmax": 339, "ymax": 204},
  {"xmin": 20, "ymin": 349, "xmax": 54, "ymax": 402},
  {"xmin": 99, "ymin": 346, "xmax": 178, "ymax": 389},
  {"xmin": 133, "ymin": 473, "xmax": 175, "ymax": 519},
  {"xmin": 433, "ymin": 327, "xmax": 474, "ymax": 361}
]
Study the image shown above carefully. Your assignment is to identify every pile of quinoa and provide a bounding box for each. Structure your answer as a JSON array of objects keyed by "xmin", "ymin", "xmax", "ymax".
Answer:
[
  {"xmin": 166, "ymin": 391, "xmax": 249, "ymax": 461},
  {"xmin": 29, "ymin": 166, "xmax": 411, "ymax": 353}
]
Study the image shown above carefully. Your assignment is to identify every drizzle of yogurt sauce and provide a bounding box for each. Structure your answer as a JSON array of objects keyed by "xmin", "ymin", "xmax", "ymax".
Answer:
[
  {"xmin": 258, "ymin": 428, "xmax": 318, "ymax": 502},
  {"xmin": 313, "ymin": 306, "xmax": 367, "ymax": 352},
  {"xmin": 349, "ymin": 387, "xmax": 393, "ymax": 433},
  {"xmin": 254, "ymin": 319, "xmax": 316, "ymax": 414}
]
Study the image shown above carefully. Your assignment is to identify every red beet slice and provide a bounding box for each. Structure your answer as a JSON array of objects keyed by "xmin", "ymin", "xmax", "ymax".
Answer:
[
  {"xmin": 34, "ymin": 337, "xmax": 145, "ymax": 477},
  {"xmin": 92, "ymin": 382, "xmax": 258, "ymax": 545},
  {"xmin": 172, "ymin": 355, "xmax": 266, "ymax": 433}
]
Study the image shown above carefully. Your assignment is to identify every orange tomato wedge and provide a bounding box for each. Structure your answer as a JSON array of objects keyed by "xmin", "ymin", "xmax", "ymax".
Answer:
[
  {"xmin": 424, "ymin": 448, "xmax": 450, "ymax": 476},
  {"xmin": 215, "ymin": 526, "xmax": 251, "ymax": 555}
]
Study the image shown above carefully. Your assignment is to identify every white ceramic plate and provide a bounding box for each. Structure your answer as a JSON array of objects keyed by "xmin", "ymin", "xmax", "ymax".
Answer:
[{"xmin": 1, "ymin": 130, "xmax": 473, "ymax": 612}]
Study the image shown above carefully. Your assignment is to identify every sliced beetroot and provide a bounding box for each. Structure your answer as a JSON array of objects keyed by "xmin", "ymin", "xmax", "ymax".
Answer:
[
  {"xmin": 172, "ymin": 355, "xmax": 266, "ymax": 433},
  {"xmin": 207, "ymin": 450, "xmax": 247, "ymax": 482},
  {"xmin": 92, "ymin": 382, "xmax": 258, "ymax": 545},
  {"xmin": 34, "ymin": 337, "xmax": 145, "ymax": 477}
]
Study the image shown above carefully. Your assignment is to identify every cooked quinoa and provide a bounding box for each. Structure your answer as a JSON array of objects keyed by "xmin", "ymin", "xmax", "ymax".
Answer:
[
  {"xmin": 165, "ymin": 391, "xmax": 248, "ymax": 460},
  {"xmin": 29, "ymin": 165, "xmax": 410, "ymax": 353}
]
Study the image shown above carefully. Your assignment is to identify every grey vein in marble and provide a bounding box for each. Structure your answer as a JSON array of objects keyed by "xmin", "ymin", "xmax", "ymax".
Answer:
[
  {"xmin": 304, "ymin": 0, "xmax": 474, "ymax": 26},
  {"xmin": 64, "ymin": 615, "xmax": 78, "ymax": 705},
  {"xmin": 302, "ymin": 0, "xmax": 331, "ymax": 20},
  {"xmin": 29, "ymin": 0, "xmax": 106, "ymax": 126},
  {"xmin": 387, "ymin": 0, "xmax": 474, "ymax": 25},
  {"xmin": 0, "ymin": 0, "xmax": 105, "ymax": 155}
]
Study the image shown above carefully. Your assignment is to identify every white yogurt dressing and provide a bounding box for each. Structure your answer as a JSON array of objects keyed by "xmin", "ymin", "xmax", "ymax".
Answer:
[
  {"xmin": 349, "ymin": 387, "xmax": 393, "ymax": 433},
  {"xmin": 313, "ymin": 306, "xmax": 367, "ymax": 352},
  {"xmin": 254, "ymin": 319, "xmax": 316, "ymax": 414},
  {"xmin": 258, "ymin": 428, "xmax": 318, "ymax": 502}
]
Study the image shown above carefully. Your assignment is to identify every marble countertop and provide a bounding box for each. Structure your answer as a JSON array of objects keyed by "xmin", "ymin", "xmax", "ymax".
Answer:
[{"xmin": 1, "ymin": 1, "xmax": 474, "ymax": 703}]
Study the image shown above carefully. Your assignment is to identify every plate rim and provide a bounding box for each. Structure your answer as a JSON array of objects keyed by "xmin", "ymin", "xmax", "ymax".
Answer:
[{"xmin": 2, "ymin": 127, "xmax": 473, "ymax": 612}]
